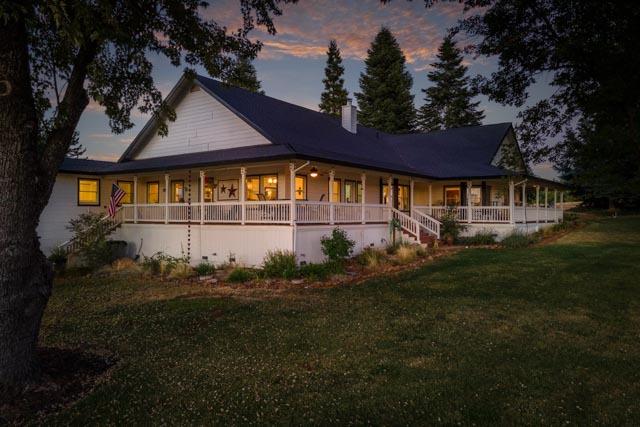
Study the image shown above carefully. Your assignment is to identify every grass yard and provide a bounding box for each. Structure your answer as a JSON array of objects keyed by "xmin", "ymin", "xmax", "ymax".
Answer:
[{"xmin": 38, "ymin": 216, "xmax": 640, "ymax": 425}]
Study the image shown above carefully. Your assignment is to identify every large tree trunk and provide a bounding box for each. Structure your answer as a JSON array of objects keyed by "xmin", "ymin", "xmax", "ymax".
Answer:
[{"xmin": 0, "ymin": 14, "xmax": 52, "ymax": 393}]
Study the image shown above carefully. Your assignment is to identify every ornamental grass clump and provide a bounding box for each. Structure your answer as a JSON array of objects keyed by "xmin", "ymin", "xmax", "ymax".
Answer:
[
  {"xmin": 262, "ymin": 250, "xmax": 298, "ymax": 279},
  {"xmin": 357, "ymin": 247, "xmax": 387, "ymax": 269},
  {"xmin": 194, "ymin": 262, "xmax": 216, "ymax": 276},
  {"xmin": 227, "ymin": 267, "xmax": 255, "ymax": 283},
  {"xmin": 457, "ymin": 230, "xmax": 496, "ymax": 245},
  {"xmin": 501, "ymin": 231, "xmax": 538, "ymax": 249},
  {"xmin": 396, "ymin": 244, "xmax": 418, "ymax": 264}
]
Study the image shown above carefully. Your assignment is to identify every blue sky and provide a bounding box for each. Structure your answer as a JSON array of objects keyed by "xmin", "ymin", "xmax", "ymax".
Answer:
[{"xmin": 76, "ymin": 0, "xmax": 556, "ymax": 178}]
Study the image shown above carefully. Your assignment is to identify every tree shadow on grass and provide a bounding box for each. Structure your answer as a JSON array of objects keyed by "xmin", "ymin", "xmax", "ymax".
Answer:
[{"xmin": 0, "ymin": 347, "xmax": 116, "ymax": 425}]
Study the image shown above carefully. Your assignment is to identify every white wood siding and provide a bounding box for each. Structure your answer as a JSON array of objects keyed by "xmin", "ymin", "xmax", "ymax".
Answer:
[
  {"xmin": 38, "ymin": 174, "xmax": 103, "ymax": 253},
  {"xmin": 133, "ymin": 88, "xmax": 270, "ymax": 160},
  {"xmin": 113, "ymin": 224, "xmax": 294, "ymax": 267}
]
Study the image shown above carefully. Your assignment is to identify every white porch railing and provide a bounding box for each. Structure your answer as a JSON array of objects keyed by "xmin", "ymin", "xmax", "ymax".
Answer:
[
  {"xmin": 414, "ymin": 205, "xmax": 562, "ymax": 224},
  {"xmin": 203, "ymin": 202, "xmax": 241, "ymax": 223},
  {"xmin": 296, "ymin": 202, "xmax": 391, "ymax": 224},
  {"xmin": 411, "ymin": 209, "xmax": 441, "ymax": 238},
  {"xmin": 470, "ymin": 206, "xmax": 510, "ymax": 223},
  {"xmin": 119, "ymin": 202, "xmax": 563, "ymax": 227},
  {"xmin": 245, "ymin": 201, "xmax": 290, "ymax": 224}
]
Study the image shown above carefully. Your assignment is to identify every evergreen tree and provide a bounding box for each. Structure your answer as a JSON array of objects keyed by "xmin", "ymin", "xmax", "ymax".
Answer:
[
  {"xmin": 319, "ymin": 40, "xmax": 348, "ymax": 117},
  {"xmin": 418, "ymin": 35, "xmax": 484, "ymax": 132},
  {"xmin": 355, "ymin": 27, "xmax": 416, "ymax": 134},
  {"xmin": 226, "ymin": 56, "xmax": 264, "ymax": 94}
]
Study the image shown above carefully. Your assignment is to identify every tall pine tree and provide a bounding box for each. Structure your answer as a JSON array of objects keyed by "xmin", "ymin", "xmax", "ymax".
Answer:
[
  {"xmin": 226, "ymin": 56, "xmax": 264, "ymax": 94},
  {"xmin": 319, "ymin": 40, "xmax": 349, "ymax": 117},
  {"xmin": 417, "ymin": 35, "xmax": 484, "ymax": 132},
  {"xmin": 356, "ymin": 27, "xmax": 416, "ymax": 134}
]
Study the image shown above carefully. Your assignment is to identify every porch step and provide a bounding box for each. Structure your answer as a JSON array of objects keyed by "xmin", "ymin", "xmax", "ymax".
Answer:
[{"xmin": 419, "ymin": 230, "xmax": 437, "ymax": 246}]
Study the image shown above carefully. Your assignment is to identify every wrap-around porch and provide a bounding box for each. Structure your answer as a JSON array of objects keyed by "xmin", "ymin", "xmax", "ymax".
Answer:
[{"xmin": 107, "ymin": 161, "xmax": 564, "ymax": 240}]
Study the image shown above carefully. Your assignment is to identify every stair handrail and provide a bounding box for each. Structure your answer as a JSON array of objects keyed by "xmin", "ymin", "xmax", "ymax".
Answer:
[
  {"xmin": 411, "ymin": 209, "xmax": 441, "ymax": 239},
  {"xmin": 57, "ymin": 208, "xmax": 123, "ymax": 254},
  {"xmin": 388, "ymin": 207, "xmax": 421, "ymax": 240}
]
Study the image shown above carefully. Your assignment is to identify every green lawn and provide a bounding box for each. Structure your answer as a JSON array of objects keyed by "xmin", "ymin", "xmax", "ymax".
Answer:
[{"xmin": 40, "ymin": 217, "xmax": 640, "ymax": 425}]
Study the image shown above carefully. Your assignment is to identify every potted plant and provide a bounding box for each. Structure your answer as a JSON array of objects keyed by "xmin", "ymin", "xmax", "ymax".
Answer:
[
  {"xmin": 440, "ymin": 209, "xmax": 467, "ymax": 245},
  {"xmin": 48, "ymin": 246, "xmax": 68, "ymax": 272}
]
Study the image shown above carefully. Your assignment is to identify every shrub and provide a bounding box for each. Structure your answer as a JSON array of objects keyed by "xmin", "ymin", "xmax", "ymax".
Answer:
[
  {"xmin": 440, "ymin": 210, "xmax": 467, "ymax": 243},
  {"xmin": 296, "ymin": 262, "xmax": 336, "ymax": 280},
  {"xmin": 141, "ymin": 252, "xmax": 190, "ymax": 276},
  {"xmin": 396, "ymin": 244, "xmax": 418, "ymax": 264},
  {"xmin": 501, "ymin": 231, "xmax": 538, "ymax": 249},
  {"xmin": 321, "ymin": 228, "xmax": 355, "ymax": 262},
  {"xmin": 168, "ymin": 262, "xmax": 195, "ymax": 280},
  {"xmin": 227, "ymin": 268, "xmax": 255, "ymax": 283},
  {"xmin": 48, "ymin": 246, "xmax": 68, "ymax": 269},
  {"xmin": 385, "ymin": 242, "xmax": 400, "ymax": 255},
  {"xmin": 415, "ymin": 245, "xmax": 428, "ymax": 258},
  {"xmin": 357, "ymin": 247, "xmax": 387, "ymax": 269},
  {"xmin": 262, "ymin": 250, "xmax": 298, "ymax": 279},
  {"xmin": 457, "ymin": 230, "xmax": 496, "ymax": 245},
  {"xmin": 194, "ymin": 262, "xmax": 216, "ymax": 276},
  {"xmin": 112, "ymin": 257, "xmax": 140, "ymax": 272},
  {"xmin": 66, "ymin": 212, "xmax": 118, "ymax": 269}
]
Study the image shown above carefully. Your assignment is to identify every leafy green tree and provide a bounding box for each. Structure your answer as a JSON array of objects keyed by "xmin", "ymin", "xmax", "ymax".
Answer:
[
  {"xmin": 318, "ymin": 40, "xmax": 348, "ymax": 117},
  {"xmin": 225, "ymin": 55, "xmax": 264, "ymax": 94},
  {"xmin": 356, "ymin": 27, "xmax": 416, "ymax": 133},
  {"xmin": 455, "ymin": 0, "xmax": 640, "ymax": 205},
  {"xmin": 417, "ymin": 35, "xmax": 484, "ymax": 132},
  {"xmin": 0, "ymin": 0, "xmax": 292, "ymax": 392}
]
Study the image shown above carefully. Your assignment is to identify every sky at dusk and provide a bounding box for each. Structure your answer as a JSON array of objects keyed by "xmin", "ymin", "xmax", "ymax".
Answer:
[{"xmin": 76, "ymin": 0, "xmax": 557, "ymax": 178}]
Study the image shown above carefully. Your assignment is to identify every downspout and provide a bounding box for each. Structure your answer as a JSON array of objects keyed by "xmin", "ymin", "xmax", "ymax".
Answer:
[{"xmin": 290, "ymin": 161, "xmax": 310, "ymax": 257}]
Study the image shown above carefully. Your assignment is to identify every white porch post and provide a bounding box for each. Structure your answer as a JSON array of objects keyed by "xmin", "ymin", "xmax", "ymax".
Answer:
[
  {"xmin": 544, "ymin": 187, "xmax": 549, "ymax": 222},
  {"xmin": 554, "ymin": 189, "xmax": 558, "ymax": 223},
  {"xmin": 329, "ymin": 170, "xmax": 335, "ymax": 225},
  {"xmin": 133, "ymin": 176, "xmax": 138, "ymax": 224},
  {"xmin": 509, "ymin": 178, "xmax": 515, "ymax": 225},
  {"xmin": 560, "ymin": 191, "xmax": 564, "ymax": 222},
  {"xmin": 536, "ymin": 185, "xmax": 540, "ymax": 226},
  {"xmin": 199, "ymin": 170, "xmax": 205, "ymax": 225},
  {"xmin": 240, "ymin": 167, "xmax": 246, "ymax": 225},
  {"xmin": 387, "ymin": 176, "xmax": 393, "ymax": 223},
  {"xmin": 409, "ymin": 179, "xmax": 415, "ymax": 217},
  {"xmin": 289, "ymin": 162, "xmax": 296, "ymax": 225},
  {"xmin": 522, "ymin": 182, "xmax": 527, "ymax": 225},
  {"xmin": 361, "ymin": 172, "xmax": 366, "ymax": 224},
  {"xmin": 467, "ymin": 180, "xmax": 472, "ymax": 224},
  {"xmin": 164, "ymin": 173, "xmax": 169, "ymax": 224}
]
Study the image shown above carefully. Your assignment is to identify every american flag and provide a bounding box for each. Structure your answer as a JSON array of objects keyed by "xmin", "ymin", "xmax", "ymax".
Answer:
[{"xmin": 108, "ymin": 183, "xmax": 126, "ymax": 217}]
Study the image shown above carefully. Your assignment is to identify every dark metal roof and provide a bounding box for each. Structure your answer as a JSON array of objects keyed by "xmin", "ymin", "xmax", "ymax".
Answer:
[
  {"xmin": 60, "ymin": 144, "xmax": 293, "ymax": 175},
  {"xmin": 61, "ymin": 74, "xmax": 524, "ymax": 180}
]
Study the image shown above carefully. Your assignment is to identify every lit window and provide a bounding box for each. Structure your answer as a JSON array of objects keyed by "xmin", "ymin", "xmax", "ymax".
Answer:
[
  {"xmin": 444, "ymin": 187, "xmax": 461, "ymax": 206},
  {"xmin": 261, "ymin": 175, "xmax": 278, "ymax": 200},
  {"xmin": 330, "ymin": 179, "xmax": 341, "ymax": 202},
  {"xmin": 295, "ymin": 175, "xmax": 307, "ymax": 200},
  {"xmin": 397, "ymin": 185, "xmax": 409, "ymax": 211},
  {"xmin": 171, "ymin": 180, "xmax": 184, "ymax": 203},
  {"xmin": 147, "ymin": 182, "xmax": 159, "ymax": 204},
  {"xmin": 470, "ymin": 187, "xmax": 482, "ymax": 206},
  {"xmin": 344, "ymin": 180, "xmax": 363, "ymax": 203},
  {"xmin": 117, "ymin": 181, "xmax": 133, "ymax": 204},
  {"xmin": 203, "ymin": 178, "xmax": 215, "ymax": 203},
  {"xmin": 246, "ymin": 177, "xmax": 260, "ymax": 201},
  {"xmin": 78, "ymin": 178, "xmax": 100, "ymax": 206}
]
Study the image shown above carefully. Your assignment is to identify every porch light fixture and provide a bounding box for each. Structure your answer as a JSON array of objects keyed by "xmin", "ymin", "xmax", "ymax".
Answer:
[{"xmin": 310, "ymin": 167, "xmax": 318, "ymax": 178}]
